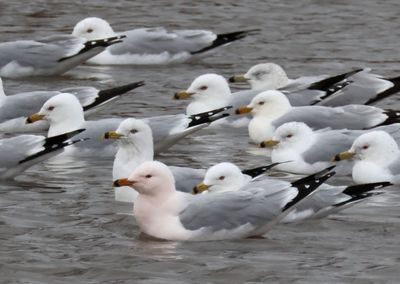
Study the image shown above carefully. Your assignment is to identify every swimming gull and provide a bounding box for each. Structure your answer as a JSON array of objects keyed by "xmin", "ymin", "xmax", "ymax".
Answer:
[
  {"xmin": 26, "ymin": 93, "xmax": 230, "ymax": 157},
  {"xmin": 72, "ymin": 17, "xmax": 258, "ymax": 65},
  {"xmin": 0, "ymin": 34, "xmax": 125, "ymax": 78},
  {"xmin": 113, "ymin": 160, "xmax": 334, "ymax": 241},
  {"xmin": 0, "ymin": 78, "xmax": 144, "ymax": 133}
]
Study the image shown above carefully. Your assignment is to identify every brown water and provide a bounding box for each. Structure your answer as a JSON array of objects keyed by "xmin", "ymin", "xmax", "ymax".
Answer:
[{"xmin": 1, "ymin": 0, "xmax": 400, "ymax": 283}]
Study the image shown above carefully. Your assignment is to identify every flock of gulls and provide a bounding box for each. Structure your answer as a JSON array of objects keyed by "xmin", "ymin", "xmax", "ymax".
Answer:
[{"xmin": 1, "ymin": 17, "xmax": 400, "ymax": 241}]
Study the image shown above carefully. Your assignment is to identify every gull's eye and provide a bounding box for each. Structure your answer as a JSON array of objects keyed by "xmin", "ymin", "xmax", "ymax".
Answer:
[
  {"xmin": 362, "ymin": 145, "xmax": 369, "ymax": 150},
  {"xmin": 218, "ymin": 176, "xmax": 225, "ymax": 181},
  {"xmin": 87, "ymin": 28, "xmax": 93, "ymax": 33},
  {"xmin": 199, "ymin": 85, "xmax": 208, "ymax": 91},
  {"xmin": 145, "ymin": 174, "xmax": 152, "ymax": 178},
  {"xmin": 258, "ymin": 101, "xmax": 265, "ymax": 106},
  {"xmin": 130, "ymin": 129, "xmax": 138, "ymax": 134},
  {"xmin": 286, "ymin": 134, "xmax": 293, "ymax": 138},
  {"xmin": 47, "ymin": 106, "xmax": 55, "ymax": 111}
]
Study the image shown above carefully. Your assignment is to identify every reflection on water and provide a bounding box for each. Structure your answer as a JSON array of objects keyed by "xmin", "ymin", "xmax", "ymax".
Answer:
[{"xmin": 1, "ymin": 0, "xmax": 400, "ymax": 283}]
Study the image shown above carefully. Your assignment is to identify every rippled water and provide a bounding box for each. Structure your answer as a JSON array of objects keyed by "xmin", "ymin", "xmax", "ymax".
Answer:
[{"xmin": 1, "ymin": 0, "xmax": 400, "ymax": 283}]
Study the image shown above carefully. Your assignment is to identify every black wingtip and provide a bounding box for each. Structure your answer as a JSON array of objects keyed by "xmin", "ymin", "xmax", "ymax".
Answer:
[
  {"xmin": 58, "ymin": 35, "xmax": 126, "ymax": 62},
  {"xmin": 187, "ymin": 106, "xmax": 232, "ymax": 128},
  {"xmin": 83, "ymin": 81, "xmax": 145, "ymax": 111},
  {"xmin": 308, "ymin": 68, "xmax": 365, "ymax": 105},
  {"xmin": 19, "ymin": 129, "xmax": 86, "ymax": 164},
  {"xmin": 191, "ymin": 29, "xmax": 260, "ymax": 55},
  {"xmin": 342, "ymin": 181, "xmax": 392, "ymax": 196},
  {"xmin": 283, "ymin": 167, "xmax": 336, "ymax": 212},
  {"xmin": 365, "ymin": 76, "xmax": 400, "ymax": 105},
  {"xmin": 372, "ymin": 109, "xmax": 400, "ymax": 128},
  {"xmin": 241, "ymin": 162, "xmax": 287, "ymax": 178}
]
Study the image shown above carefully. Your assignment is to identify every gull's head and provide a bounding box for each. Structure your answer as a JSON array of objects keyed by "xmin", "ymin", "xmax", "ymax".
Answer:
[
  {"xmin": 174, "ymin": 73, "xmax": 231, "ymax": 101},
  {"xmin": 72, "ymin": 17, "xmax": 116, "ymax": 40},
  {"xmin": 244, "ymin": 63, "xmax": 289, "ymax": 91},
  {"xmin": 194, "ymin": 162, "xmax": 245, "ymax": 194},
  {"xmin": 262, "ymin": 122, "xmax": 314, "ymax": 151},
  {"xmin": 115, "ymin": 161, "xmax": 175, "ymax": 196},
  {"xmin": 236, "ymin": 90, "xmax": 291, "ymax": 117},
  {"xmin": 27, "ymin": 93, "xmax": 83, "ymax": 127},
  {"xmin": 104, "ymin": 118, "xmax": 153, "ymax": 147},
  {"xmin": 348, "ymin": 131, "xmax": 399, "ymax": 164}
]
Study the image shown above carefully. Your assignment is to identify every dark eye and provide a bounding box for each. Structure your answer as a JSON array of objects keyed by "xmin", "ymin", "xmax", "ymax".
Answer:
[
  {"xmin": 286, "ymin": 134, "xmax": 293, "ymax": 138},
  {"xmin": 130, "ymin": 129, "xmax": 138, "ymax": 134},
  {"xmin": 47, "ymin": 106, "xmax": 54, "ymax": 111},
  {"xmin": 87, "ymin": 28, "xmax": 93, "ymax": 33},
  {"xmin": 362, "ymin": 145, "xmax": 369, "ymax": 149},
  {"xmin": 258, "ymin": 101, "xmax": 265, "ymax": 105},
  {"xmin": 218, "ymin": 176, "xmax": 225, "ymax": 180},
  {"xmin": 145, "ymin": 174, "xmax": 152, "ymax": 178},
  {"xmin": 199, "ymin": 85, "xmax": 208, "ymax": 91}
]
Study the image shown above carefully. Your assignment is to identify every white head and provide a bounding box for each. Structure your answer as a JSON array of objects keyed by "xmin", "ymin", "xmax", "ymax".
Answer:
[
  {"xmin": 244, "ymin": 63, "xmax": 289, "ymax": 91},
  {"xmin": 113, "ymin": 118, "xmax": 153, "ymax": 150},
  {"xmin": 125, "ymin": 161, "xmax": 176, "ymax": 196},
  {"xmin": 245, "ymin": 90, "xmax": 292, "ymax": 117},
  {"xmin": 37, "ymin": 93, "xmax": 84, "ymax": 137},
  {"xmin": 271, "ymin": 122, "xmax": 316, "ymax": 152},
  {"xmin": 349, "ymin": 131, "xmax": 400, "ymax": 165},
  {"xmin": 185, "ymin": 73, "xmax": 231, "ymax": 101},
  {"xmin": 72, "ymin": 17, "xmax": 116, "ymax": 40},
  {"xmin": 199, "ymin": 162, "xmax": 249, "ymax": 193}
]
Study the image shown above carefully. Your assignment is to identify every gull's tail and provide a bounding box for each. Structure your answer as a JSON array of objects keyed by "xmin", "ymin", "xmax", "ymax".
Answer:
[
  {"xmin": 309, "ymin": 68, "xmax": 364, "ymax": 105},
  {"xmin": 365, "ymin": 76, "xmax": 400, "ymax": 105},
  {"xmin": 187, "ymin": 106, "xmax": 232, "ymax": 128},
  {"xmin": 83, "ymin": 81, "xmax": 145, "ymax": 111},
  {"xmin": 283, "ymin": 166, "xmax": 336, "ymax": 212},
  {"xmin": 191, "ymin": 29, "xmax": 260, "ymax": 55}
]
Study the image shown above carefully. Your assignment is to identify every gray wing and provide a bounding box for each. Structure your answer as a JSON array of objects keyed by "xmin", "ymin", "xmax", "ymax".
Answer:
[
  {"xmin": 109, "ymin": 28, "xmax": 216, "ymax": 55},
  {"xmin": 0, "ymin": 135, "xmax": 45, "ymax": 171},
  {"xmin": 273, "ymin": 105, "xmax": 387, "ymax": 130},
  {"xmin": 387, "ymin": 158, "xmax": 400, "ymax": 177},
  {"xmin": 0, "ymin": 35, "xmax": 85, "ymax": 69},
  {"xmin": 230, "ymin": 89, "xmax": 260, "ymax": 108},
  {"xmin": 73, "ymin": 118, "xmax": 123, "ymax": 150},
  {"xmin": 302, "ymin": 130, "xmax": 357, "ymax": 164},
  {"xmin": 60, "ymin": 87, "xmax": 99, "ymax": 107},
  {"xmin": 179, "ymin": 186, "xmax": 297, "ymax": 232},
  {"xmin": 170, "ymin": 166, "xmax": 206, "ymax": 193},
  {"xmin": 0, "ymin": 92, "xmax": 57, "ymax": 123},
  {"xmin": 317, "ymin": 69, "xmax": 394, "ymax": 106}
]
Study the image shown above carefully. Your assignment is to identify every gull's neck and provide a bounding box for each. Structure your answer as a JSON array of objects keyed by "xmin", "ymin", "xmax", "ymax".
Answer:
[
  {"xmin": 113, "ymin": 139, "xmax": 154, "ymax": 180},
  {"xmin": 47, "ymin": 113, "xmax": 85, "ymax": 138}
]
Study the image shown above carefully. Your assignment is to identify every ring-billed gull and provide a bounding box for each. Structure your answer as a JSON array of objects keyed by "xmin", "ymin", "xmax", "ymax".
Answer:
[
  {"xmin": 113, "ymin": 161, "xmax": 334, "ymax": 241},
  {"xmin": 0, "ymin": 78, "xmax": 144, "ymax": 133},
  {"xmin": 235, "ymin": 90, "xmax": 400, "ymax": 143},
  {"xmin": 72, "ymin": 17, "xmax": 258, "ymax": 65},
  {"xmin": 193, "ymin": 162, "xmax": 391, "ymax": 222},
  {"xmin": 0, "ymin": 34, "xmax": 125, "ymax": 78},
  {"xmin": 0, "ymin": 129, "xmax": 85, "ymax": 179},
  {"xmin": 333, "ymin": 131, "xmax": 400, "ymax": 184},
  {"xmin": 229, "ymin": 63, "xmax": 400, "ymax": 106},
  {"xmin": 260, "ymin": 122, "xmax": 400, "ymax": 175},
  {"xmin": 107, "ymin": 119, "xmax": 282, "ymax": 202},
  {"xmin": 26, "ymin": 93, "xmax": 230, "ymax": 157}
]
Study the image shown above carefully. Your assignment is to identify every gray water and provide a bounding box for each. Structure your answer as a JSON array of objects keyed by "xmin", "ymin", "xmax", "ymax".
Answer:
[{"xmin": 1, "ymin": 0, "xmax": 400, "ymax": 283}]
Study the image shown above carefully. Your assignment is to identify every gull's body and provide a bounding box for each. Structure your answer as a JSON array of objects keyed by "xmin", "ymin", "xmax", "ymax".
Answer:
[
  {"xmin": 114, "ymin": 161, "xmax": 333, "ymax": 241},
  {"xmin": 72, "ymin": 17, "xmax": 257, "ymax": 65},
  {"xmin": 230, "ymin": 63, "xmax": 400, "ymax": 106},
  {"xmin": 237, "ymin": 90, "xmax": 400, "ymax": 143},
  {"xmin": 26, "ymin": 93, "xmax": 229, "ymax": 157},
  {"xmin": 0, "ymin": 34, "xmax": 124, "ymax": 78},
  {"xmin": 0, "ymin": 78, "xmax": 144, "ymax": 133},
  {"xmin": 195, "ymin": 162, "xmax": 390, "ymax": 223}
]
